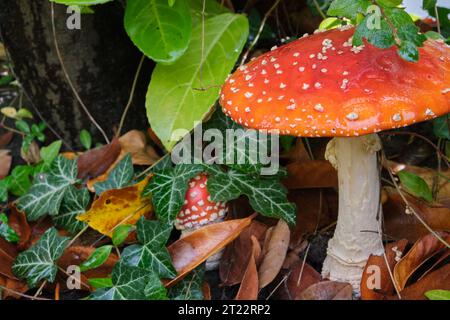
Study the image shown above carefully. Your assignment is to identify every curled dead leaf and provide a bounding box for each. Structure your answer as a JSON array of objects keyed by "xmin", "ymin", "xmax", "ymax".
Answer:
[
  {"xmin": 394, "ymin": 232, "xmax": 449, "ymax": 291},
  {"xmin": 235, "ymin": 236, "xmax": 261, "ymax": 300},
  {"xmin": 299, "ymin": 280, "xmax": 353, "ymax": 300},
  {"xmin": 360, "ymin": 239, "xmax": 409, "ymax": 300},
  {"xmin": 0, "ymin": 149, "xmax": 12, "ymax": 179},
  {"xmin": 77, "ymin": 177, "xmax": 152, "ymax": 237},
  {"xmin": 277, "ymin": 261, "xmax": 321, "ymax": 300},
  {"xmin": 258, "ymin": 219, "xmax": 290, "ymax": 289},
  {"xmin": 119, "ymin": 130, "xmax": 159, "ymax": 166},
  {"xmin": 167, "ymin": 215, "xmax": 255, "ymax": 287},
  {"xmin": 77, "ymin": 138, "xmax": 121, "ymax": 180},
  {"xmin": 8, "ymin": 204, "xmax": 31, "ymax": 250}
]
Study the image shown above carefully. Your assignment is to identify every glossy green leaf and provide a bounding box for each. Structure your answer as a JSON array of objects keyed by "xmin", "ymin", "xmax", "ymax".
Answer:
[
  {"xmin": 327, "ymin": 0, "xmax": 371, "ymax": 19},
  {"xmin": 88, "ymin": 277, "xmax": 113, "ymax": 289},
  {"xmin": 112, "ymin": 224, "xmax": 134, "ymax": 247},
  {"xmin": 12, "ymin": 228, "xmax": 70, "ymax": 288},
  {"xmin": 319, "ymin": 17, "xmax": 343, "ymax": 30},
  {"xmin": 433, "ymin": 115, "xmax": 450, "ymax": 140},
  {"xmin": 79, "ymin": 129, "xmax": 92, "ymax": 150},
  {"xmin": 376, "ymin": 0, "xmax": 402, "ymax": 7},
  {"xmin": 80, "ymin": 245, "xmax": 113, "ymax": 272},
  {"xmin": 40, "ymin": 140, "xmax": 62, "ymax": 165},
  {"xmin": 50, "ymin": 0, "xmax": 113, "ymax": 5},
  {"xmin": 425, "ymin": 289, "xmax": 450, "ymax": 300},
  {"xmin": 398, "ymin": 40, "xmax": 419, "ymax": 62},
  {"xmin": 7, "ymin": 165, "xmax": 33, "ymax": 197},
  {"xmin": 146, "ymin": 13, "xmax": 249, "ymax": 150},
  {"xmin": 124, "ymin": 0, "xmax": 192, "ymax": 64},
  {"xmin": 397, "ymin": 170, "xmax": 433, "ymax": 202},
  {"xmin": 422, "ymin": 0, "xmax": 437, "ymax": 10}
]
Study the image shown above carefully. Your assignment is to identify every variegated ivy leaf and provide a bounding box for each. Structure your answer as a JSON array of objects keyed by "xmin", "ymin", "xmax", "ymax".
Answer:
[
  {"xmin": 52, "ymin": 186, "xmax": 89, "ymax": 234},
  {"xmin": 17, "ymin": 156, "xmax": 78, "ymax": 221},
  {"xmin": 145, "ymin": 275, "xmax": 169, "ymax": 300},
  {"xmin": 90, "ymin": 262, "xmax": 166, "ymax": 300},
  {"xmin": 94, "ymin": 154, "xmax": 134, "ymax": 195},
  {"xmin": 169, "ymin": 266, "xmax": 204, "ymax": 300},
  {"xmin": 205, "ymin": 166, "xmax": 296, "ymax": 226},
  {"xmin": 143, "ymin": 164, "xmax": 203, "ymax": 223},
  {"xmin": 121, "ymin": 218, "xmax": 176, "ymax": 279},
  {"xmin": 12, "ymin": 228, "xmax": 70, "ymax": 288}
]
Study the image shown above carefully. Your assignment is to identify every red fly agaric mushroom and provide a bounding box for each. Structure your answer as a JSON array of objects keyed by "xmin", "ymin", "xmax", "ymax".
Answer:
[
  {"xmin": 219, "ymin": 26, "xmax": 449, "ymax": 293},
  {"xmin": 175, "ymin": 173, "xmax": 228, "ymax": 270}
]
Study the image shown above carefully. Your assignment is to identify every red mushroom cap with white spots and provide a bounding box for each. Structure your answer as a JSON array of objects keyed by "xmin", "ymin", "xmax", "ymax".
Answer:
[
  {"xmin": 220, "ymin": 27, "xmax": 450, "ymax": 137},
  {"xmin": 175, "ymin": 173, "xmax": 228, "ymax": 231}
]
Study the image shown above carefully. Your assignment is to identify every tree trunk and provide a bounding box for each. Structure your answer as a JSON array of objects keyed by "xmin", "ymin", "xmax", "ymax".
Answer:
[{"xmin": 0, "ymin": 0, "xmax": 151, "ymax": 146}]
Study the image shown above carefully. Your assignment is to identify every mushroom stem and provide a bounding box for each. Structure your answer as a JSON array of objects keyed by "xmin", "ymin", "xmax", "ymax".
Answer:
[{"xmin": 322, "ymin": 134, "xmax": 384, "ymax": 294}]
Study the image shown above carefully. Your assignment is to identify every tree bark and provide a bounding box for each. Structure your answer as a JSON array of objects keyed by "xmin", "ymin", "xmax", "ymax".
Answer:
[{"xmin": 0, "ymin": 0, "xmax": 151, "ymax": 146}]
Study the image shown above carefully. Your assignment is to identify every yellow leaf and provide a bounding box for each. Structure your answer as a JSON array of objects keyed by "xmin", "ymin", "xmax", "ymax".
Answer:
[
  {"xmin": 77, "ymin": 176, "xmax": 152, "ymax": 237},
  {"xmin": 1, "ymin": 107, "xmax": 17, "ymax": 119}
]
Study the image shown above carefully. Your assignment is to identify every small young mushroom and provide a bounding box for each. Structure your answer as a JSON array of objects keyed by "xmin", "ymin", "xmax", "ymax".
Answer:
[
  {"xmin": 219, "ymin": 26, "xmax": 449, "ymax": 293},
  {"xmin": 175, "ymin": 173, "xmax": 228, "ymax": 270}
]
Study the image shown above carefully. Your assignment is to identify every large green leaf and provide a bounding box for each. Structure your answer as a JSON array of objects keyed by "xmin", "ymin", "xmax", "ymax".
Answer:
[
  {"xmin": 121, "ymin": 218, "xmax": 177, "ymax": 279},
  {"xmin": 124, "ymin": 0, "xmax": 192, "ymax": 64},
  {"xmin": 146, "ymin": 13, "xmax": 249, "ymax": 150},
  {"xmin": 12, "ymin": 228, "xmax": 70, "ymax": 288},
  {"xmin": 17, "ymin": 156, "xmax": 78, "ymax": 221},
  {"xmin": 52, "ymin": 186, "xmax": 89, "ymax": 234},
  {"xmin": 90, "ymin": 262, "xmax": 163, "ymax": 300},
  {"xmin": 188, "ymin": 0, "xmax": 229, "ymax": 25},
  {"xmin": 143, "ymin": 164, "xmax": 203, "ymax": 223},
  {"xmin": 50, "ymin": 0, "xmax": 113, "ymax": 4},
  {"xmin": 397, "ymin": 170, "xmax": 433, "ymax": 202}
]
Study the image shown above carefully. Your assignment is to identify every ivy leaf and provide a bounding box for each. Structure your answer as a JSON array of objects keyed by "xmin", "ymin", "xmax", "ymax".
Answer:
[
  {"xmin": 0, "ymin": 179, "xmax": 7, "ymax": 203},
  {"xmin": 90, "ymin": 262, "xmax": 151, "ymax": 300},
  {"xmin": 397, "ymin": 170, "xmax": 433, "ymax": 202},
  {"xmin": 327, "ymin": 0, "xmax": 371, "ymax": 19},
  {"xmin": 0, "ymin": 213, "xmax": 20, "ymax": 243},
  {"xmin": 398, "ymin": 40, "xmax": 419, "ymax": 62},
  {"xmin": 94, "ymin": 154, "xmax": 134, "ymax": 195},
  {"xmin": 80, "ymin": 245, "xmax": 113, "ymax": 272},
  {"xmin": 205, "ymin": 166, "xmax": 296, "ymax": 226},
  {"xmin": 433, "ymin": 115, "xmax": 450, "ymax": 140},
  {"xmin": 12, "ymin": 228, "xmax": 70, "ymax": 288},
  {"xmin": 353, "ymin": 17, "xmax": 395, "ymax": 48},
  {"xmin": 203, "ymin": 107, "xmax": 271, "ymax": 174},
  {"xmin": 124, "ymin": 0, "xmax": 192, "ymax": 64},
  {"xmin": 17, "ymin": 156, "xmax": 78, "ymax": 221},
  {"xmin": 144, "ymin": 275, "xmax": 168, "ymax": 300},
  {"xmin": 52, "ymin": 186, "xmax": 89, "ymax": 234},
  {"xmin": 121, "ymin": 218, "xmax": 177, "ymax": 279},
  {"xmin": 143, "ymin": 164, "xmax": 203, "ymax": 223},
  {"xmin": 146, "ymin": 13, "xmax": 249, "ymax": 150},
  {"xmin": 168, "ymin": 267, "xmax": 204, "ymax": 300},
  {"xmin": 7, "ymin": 165, "xmax": 34, "ymax": 197}
]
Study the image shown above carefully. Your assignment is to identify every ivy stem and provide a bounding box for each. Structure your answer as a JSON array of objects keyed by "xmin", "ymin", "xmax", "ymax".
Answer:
[{"xmin": 312, "ymin": 0, "xmax": 326, "ymax": 19}]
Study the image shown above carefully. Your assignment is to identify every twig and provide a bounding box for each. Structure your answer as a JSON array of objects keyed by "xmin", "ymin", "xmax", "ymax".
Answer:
[
  {"xmin": 33, "ymin": 280, "xmax": 47, "ymax": 298},
  {"xmin": 67, "ymin": 225, "xmax": 89, "ymax": 247},
  {"xmin": 50, "ymin": 2, "xmax": 110, "ymax": 144},
  {"xmin": 239, "ymin": 0, "xmax": 283, "ymax": 66},
  {"xmin": 434, "ymin": 5, "xmax": 441, "ymax": 35},
  {"xmin": 116, "ymin": 54, "xmax": 145, "ymax": 137},
  {"xmin": 0, "ymin": 285, "xmax": 50, "ymax": 300},
  {"xmin": 312, "ymin": 0, "xmax": 326, "ymax": 19},
  {"xmin": 382, "ymin": 150, "xmax": 450, "ymax": 249}
]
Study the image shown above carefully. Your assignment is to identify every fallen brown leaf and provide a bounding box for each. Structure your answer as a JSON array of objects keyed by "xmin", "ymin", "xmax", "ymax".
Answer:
[
  {"xmin": 277, "ymin": 261, "xmax": 321, "ymax": 300},
  {"xmin": 119, "ymin": 130, "xmax": 159, "ymax": 166},
  {"xmin": 77, "ymin": 138, "xmax": 121, "ymax": 180},
  {"xmin": 258, "ymin": 219, "xmax": 290, "ymax": 289},
  {"xmin": 383, "ymin": 187, "xmax": 450, "ymax": 242},
  {"xmin": 167, "ymin": 215, "xmax": 255, "ymax": 287},
  {"xmin": 235, "ymin": 236, "xmax": 260, "ymax": 300},
  {"xmin": 8, "ymin": 204, "xmax": 31, "ymax": 250},
  {"xmin": 0, "ymin": 237, "xmax": 18, "ymax": 279},
  {"xmin": 284, "ymin": 160, "xmax": 337, "ymax": 190},
  {"xmin": 360, "ymin": 239, "xmax": 409, "ymax": 300},
  {"xmin": 0, "ymin": 276, "xmax": 28, "ymax": 299},
  {"xmin": 395, "ymin": 264, "xmax": 450, "ymax": 300},
  {"xmin": 219, "ymin": 220, "xmax": 268, "ymax": 286},
  {"xmin": 394, "ymin": 232, "xmax": 449, "ymax": 291},
  {"xmin": 299, "ymin": 280, "xmax": 353, "ymax": 300},
  {"xmin": 0, "ymin": 131, "xmax": 13, "ymax": 148},
  {"xmin": 0, "ymin": 149, "xmax": 12, "ymax": 179}
]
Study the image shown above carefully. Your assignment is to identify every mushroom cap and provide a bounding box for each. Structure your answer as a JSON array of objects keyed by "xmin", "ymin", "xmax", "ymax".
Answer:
[
  {"xmin": 219, "ymin": 27, "xmax": 450, "ymax": 137},
  {"xmin": 175, "ymin": 173, "xmax": 227, "ymax": 230}
]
